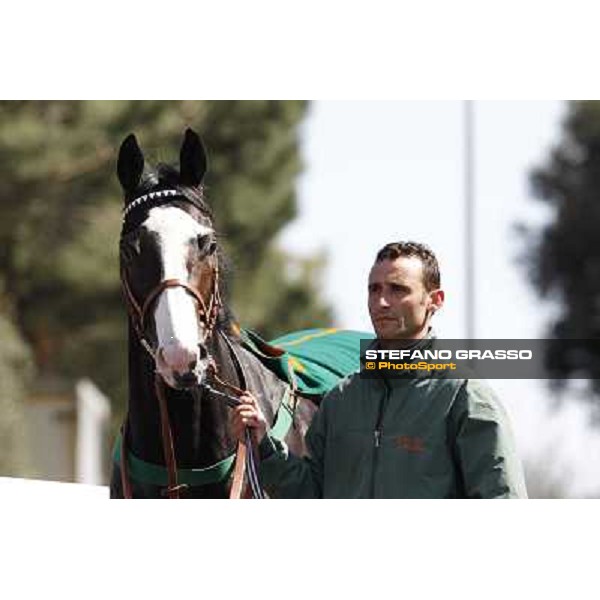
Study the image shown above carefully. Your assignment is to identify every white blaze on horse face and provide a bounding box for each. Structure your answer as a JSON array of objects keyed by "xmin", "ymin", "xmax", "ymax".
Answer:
[{"xmin": 144, "ymin": 206, "xmax": 213, "ymax": 386}]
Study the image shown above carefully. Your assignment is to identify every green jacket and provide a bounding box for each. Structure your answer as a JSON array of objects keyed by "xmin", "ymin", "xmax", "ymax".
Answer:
[{"xmin": 258, "ymin": 370, "xmax": 528, "ymax": 499}]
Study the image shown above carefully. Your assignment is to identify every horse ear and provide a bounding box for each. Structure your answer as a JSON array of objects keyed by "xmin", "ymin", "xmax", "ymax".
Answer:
[
  {"xmin": 180, "ymin": 128, "xmax": 207, "ymax": 187},
  {"xmin": 117, "ymin": 134, "xmax": 145, "ymax": 197}
]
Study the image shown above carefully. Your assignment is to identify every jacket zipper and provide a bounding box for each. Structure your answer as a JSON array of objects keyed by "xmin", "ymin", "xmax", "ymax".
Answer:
[{"xmin": 370, "ymin": 381, "xmax": 390, "ymax": 497}]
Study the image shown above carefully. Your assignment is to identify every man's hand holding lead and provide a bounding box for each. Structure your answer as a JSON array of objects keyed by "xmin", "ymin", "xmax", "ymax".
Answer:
[{"xmin": 231, "ymin": 392, "xmax": 268, "ymax": 445}]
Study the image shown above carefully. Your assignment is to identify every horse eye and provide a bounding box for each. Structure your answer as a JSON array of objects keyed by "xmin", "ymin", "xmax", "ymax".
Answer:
[
  {"xmin": 120, "ymin": 238, "xmax": 141, "ymax": 262},
  {"xmin": 197, "ymin": 235, "xmax": 217, "ymax": 255}
]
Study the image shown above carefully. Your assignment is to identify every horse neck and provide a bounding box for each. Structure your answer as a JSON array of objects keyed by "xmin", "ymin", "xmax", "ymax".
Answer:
[{"xmin": 223, "ymin": 338, "xmax": 286, "ymax": 426}]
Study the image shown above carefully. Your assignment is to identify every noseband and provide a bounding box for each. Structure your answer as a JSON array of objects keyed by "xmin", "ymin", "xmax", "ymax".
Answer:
[{"xmin": 121, "ymin": 271, "xmax": 222, "ymax": 360}]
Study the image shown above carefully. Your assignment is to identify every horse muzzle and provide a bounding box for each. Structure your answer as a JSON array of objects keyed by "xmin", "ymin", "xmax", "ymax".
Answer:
[{"xmin": 156, "ymin": 340, "xmax": 209, "ymax": 389}]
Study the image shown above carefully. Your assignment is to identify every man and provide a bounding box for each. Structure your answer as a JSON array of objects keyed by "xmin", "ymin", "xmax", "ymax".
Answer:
[{"xmin": 233, "ymin": 241, "xmax": 528, "ymax": 498}]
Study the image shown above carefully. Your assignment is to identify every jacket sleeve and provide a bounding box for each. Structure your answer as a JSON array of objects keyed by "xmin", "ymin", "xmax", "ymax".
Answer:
[
  {"xmin": 449, "ymin": 379, "xmax": 528, "ymax": 499},
  {"xmin": 256, "ymin": 397, "xmax": 328, "ymax": 499}
]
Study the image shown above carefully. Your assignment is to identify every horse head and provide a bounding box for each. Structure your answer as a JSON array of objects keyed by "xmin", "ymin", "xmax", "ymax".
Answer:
[{"xmin": 117, "ymin": 128, "xmax": 220, "ymax": 390}]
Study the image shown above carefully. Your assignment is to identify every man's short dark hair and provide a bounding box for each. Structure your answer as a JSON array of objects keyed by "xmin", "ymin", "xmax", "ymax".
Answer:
[{"xmin": 375, "ymin": 241, "xmax": 441, "ymax": 291}]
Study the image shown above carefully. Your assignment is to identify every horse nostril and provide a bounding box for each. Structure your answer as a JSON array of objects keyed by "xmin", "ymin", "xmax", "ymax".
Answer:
[{"xmin": 174, "ymin": 371, "xmax": 198, "ymax": 388}]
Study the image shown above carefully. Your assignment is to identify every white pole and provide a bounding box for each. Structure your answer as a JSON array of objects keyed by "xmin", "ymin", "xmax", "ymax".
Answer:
[
  {"xmin": 464, "ymin": 100, "xmax": 476, "ymax": 342},
  {"xmin": 75, "ymin": 379, "xmax": 111, "ymax": 485}
]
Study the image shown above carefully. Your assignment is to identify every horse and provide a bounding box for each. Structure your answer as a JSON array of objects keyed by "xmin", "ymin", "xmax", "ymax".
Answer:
[{"xmin": 110, "ymin": 129, "xmax": 318, "ymax": 498}]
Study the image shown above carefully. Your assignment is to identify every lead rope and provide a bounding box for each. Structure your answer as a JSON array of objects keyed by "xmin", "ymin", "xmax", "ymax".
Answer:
[
  {"xmin": 244, "ymin": 428, "xmax": 266, "ymax": 499},
  {"xmin": 202, "ymin": 375, "xmax": 266, "ymax": 499}
]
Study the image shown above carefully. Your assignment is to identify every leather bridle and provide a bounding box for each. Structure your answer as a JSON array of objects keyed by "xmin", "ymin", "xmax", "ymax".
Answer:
[
  {"xmin": 119, "ymin": 187, "xmax": 222, "ymax": 359},
  {"xmin": 118, "ymin": 192, "xmax": 263, "ymax": 499},
  {"xmin": 120, "ymin": 271, "xmax": 222, "ymax": 361}
]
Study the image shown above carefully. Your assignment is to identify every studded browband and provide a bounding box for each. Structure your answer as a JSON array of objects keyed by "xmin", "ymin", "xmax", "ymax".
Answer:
[{"xmin": 122, "ymin": 189, "xmax": 199, "ymax": 222}]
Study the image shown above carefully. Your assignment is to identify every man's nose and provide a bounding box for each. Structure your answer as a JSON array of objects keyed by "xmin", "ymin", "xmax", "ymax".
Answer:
[{"xmin": 377, "ymin": 294, "xmax": 391, "ymax": 308}]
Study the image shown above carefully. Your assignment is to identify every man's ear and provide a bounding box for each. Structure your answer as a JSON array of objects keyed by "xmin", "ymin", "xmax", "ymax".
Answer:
[{"xmin": 429, "ymin": 289, "xmax": 445, "ymax": 313}]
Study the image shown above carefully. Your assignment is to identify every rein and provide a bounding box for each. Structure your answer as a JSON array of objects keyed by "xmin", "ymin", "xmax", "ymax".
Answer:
[
  {"xmin": 204, "ymin": 334, "xmax": 267, "ymax": 499},
  {"xmin": 200, "ymin": 382, "xmax": 266, "ymax": 499}
]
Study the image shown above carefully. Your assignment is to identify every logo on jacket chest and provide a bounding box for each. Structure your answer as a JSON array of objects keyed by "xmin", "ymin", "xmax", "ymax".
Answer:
[{"xmin": 394, "ymin": 435, "xmax": 425, "ymax": 454}]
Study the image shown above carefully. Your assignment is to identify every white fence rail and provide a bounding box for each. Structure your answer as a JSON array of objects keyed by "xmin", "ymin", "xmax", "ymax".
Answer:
[{"xmin": 0, "ymin": 476, "xmax": 108, "ymax": 499}]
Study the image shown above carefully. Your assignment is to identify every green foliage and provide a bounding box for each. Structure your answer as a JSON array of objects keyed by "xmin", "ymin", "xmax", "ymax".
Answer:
[
  {"xmin": 0, "ymin": 309, "xmax": 34, "ymax": 476},
  {"xmin": 526, "ymin": 101, "xmax": 600, "ymax": 412},
  {"xmin": 0, "ymin": 101, "xmax": 332, "ymax": 468}
]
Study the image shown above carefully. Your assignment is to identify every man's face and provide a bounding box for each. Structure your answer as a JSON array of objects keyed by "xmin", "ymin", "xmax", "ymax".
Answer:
[{"xmin": 368, "ymin": 256, "xmax": 443, "ymax": 340}]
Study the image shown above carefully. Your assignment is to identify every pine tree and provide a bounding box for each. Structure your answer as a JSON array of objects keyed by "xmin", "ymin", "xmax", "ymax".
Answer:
[
  {"xmin": 0, "ymin": 101, "xmax": 332, "ymax": 463},
  {"xmin": 0, "ymin": 310, "xmax": 33, "ymax": 476},
  {"xmin": 526, "ymin": 100, "xmax": 600, "ymax": 411}
]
